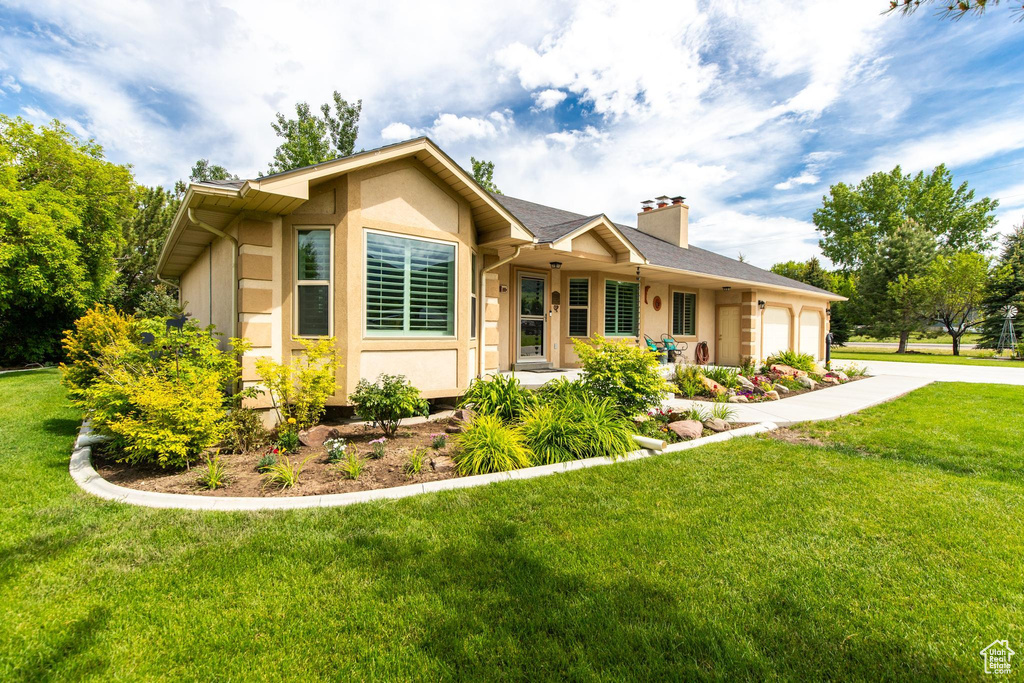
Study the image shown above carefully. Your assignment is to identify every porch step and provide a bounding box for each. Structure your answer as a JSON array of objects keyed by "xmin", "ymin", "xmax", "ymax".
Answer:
[{"xmin": 512, "ymin": 361, "xmax": 554, "ymax": 372}]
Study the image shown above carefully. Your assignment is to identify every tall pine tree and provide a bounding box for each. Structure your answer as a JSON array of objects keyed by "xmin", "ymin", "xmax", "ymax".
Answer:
[{"xmin": 977, "ymin": 221, "xmax": 1024, "ymax": 349}]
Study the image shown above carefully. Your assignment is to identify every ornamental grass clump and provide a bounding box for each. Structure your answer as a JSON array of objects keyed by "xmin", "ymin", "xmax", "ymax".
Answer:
[
  {"xmin": 197, "ymin": 454, "xmax": 229, "ymax": 490},
  {"xmin": 765, "ymin": 350, "xmax": 816, "ymax": 373},
  {"xmin": 453, "ymin": 414, "xmax": 531, "ymax": 475},
  {"xmin": 521, "ymin": 393, "xmax": 636, "ymax": 464},
  {"xmin": 261, "ymin": 454, "xmax": 312, "ymax": 490},
  {"xmin": 458, "ymin": 374, "xmax": 538, "ymax": 423},
  {"xmin": 674, "ymin": 364, "xmax": 708, "ymax": 398}
]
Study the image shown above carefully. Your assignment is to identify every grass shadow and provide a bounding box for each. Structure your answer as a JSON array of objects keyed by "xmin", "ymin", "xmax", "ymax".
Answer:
[
  {"xmin": 41, "ymin": 417, "xmax": 80, "ymax": 438},
  {"xmin": 9, "ymin": 606, "xmax": 111, "ymax": 682}
]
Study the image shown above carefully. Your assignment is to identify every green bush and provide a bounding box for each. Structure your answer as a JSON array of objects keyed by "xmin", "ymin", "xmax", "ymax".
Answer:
[
  {"xmin": 60, "ymin": 304, "xmax": 134, "ymax": 401},
  {"xmin": 223, "ymin": 408, "xmax": 269, "ymax": 453},
  {"xmin": 570, "ymin": 395, "xmax": 637, "ymax": 460},
  {"xmin": 453, "ymin": 414, "xmax": 531, "ymax": 475},
  {"xmin": 275, "ymin": 427, "xmax": 300, "ymax": 453},
  {"xmin": 256, "ymin": 337, "xmax": 338, "ymax": 430},
  {"xmin": 338, "ymin": 450, "xmax": 365, "ymax": 480},
  {"xmin": 673, "ymin": 364, "xmax": 709, "ymax": 398},
  {"xmin": 709, "ymin": 402, "xmax": 737, "ymax": 422},
  {"xmin": 765, "ymin": 350, "xmax": 816, "ymax": 373},
  {"xmin": 535, "ymin": 376, "xmax": 589, "ymax": 405},
  {"xmin": 521, "ymin": 394, "xmax": 637, "ymax": 464},
  {"xmin": 573, "ymin": 335, "xmax": 669, "ymax": 417},
  {"xmin": 197, "ymin": 454, "xmax": 229, "ymax": 490},
  {"xmin": 261, "ymin": 454, "xmax": 311, "ymax": 490},
  {"xmin": 350, "ymin": 374, "xmax": 429, "ymax": 437},
  {"xmin": 520, "ymin": 403, "xmax": 586, "ymax": 465},
  {"xmin": 703, "ymin": 366, "xmax": 739, "ymax": 389},
  {"xmin": 458, "ymin": 374, "xmax": 538, "ymax": 422}
]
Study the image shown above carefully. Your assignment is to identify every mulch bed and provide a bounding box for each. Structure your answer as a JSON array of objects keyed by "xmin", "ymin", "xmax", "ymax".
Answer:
[
  {"xmin": 678, "ymin": 374, "xmax": 867, "ymax": 402},
  {"xmin": 94, "ymin": 418, "xmax": 461, "ymax": 498}
]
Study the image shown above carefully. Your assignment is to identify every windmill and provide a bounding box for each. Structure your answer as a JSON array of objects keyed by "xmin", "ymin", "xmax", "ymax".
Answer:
[{"xmin": 997, "ymin": 304, "xmax": 1018, "ymax": 355}]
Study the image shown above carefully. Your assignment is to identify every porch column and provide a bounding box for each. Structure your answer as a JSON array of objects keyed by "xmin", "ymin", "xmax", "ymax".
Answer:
[
  {"xmin": 483, "ymin": 272, "xmax": 500, "ymax": 374},
  {"xmin": 740, "ymin": 291, "xmax": 758, "ymax": 364}
]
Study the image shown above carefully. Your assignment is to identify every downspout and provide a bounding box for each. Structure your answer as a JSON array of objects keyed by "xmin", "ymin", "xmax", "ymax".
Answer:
[
  {"xmin": 477, "ymin": 246, "xmax": 523, "ymax": 380},
  {"xmin": 187, "ymin": 208, "xmax": 238, "ymax": 341}
]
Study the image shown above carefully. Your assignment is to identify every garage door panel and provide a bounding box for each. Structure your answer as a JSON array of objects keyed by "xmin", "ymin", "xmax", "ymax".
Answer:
[
  {"xmin": 763, "ymin": 307, "xmax": 791, "ymax": 358},
  {"xmin": 799, "ymin": 310, "xmax": 821, "ymax": 359}
]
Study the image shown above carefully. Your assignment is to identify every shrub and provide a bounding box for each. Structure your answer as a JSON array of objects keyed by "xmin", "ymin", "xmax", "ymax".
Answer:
[
  {"xmin": 674, "ymin": 364, "xmax": 708, "ymax": 398},
  {"xmin": 682, "ymin": 405, "xmax": 709, "ymax": 422},
  {"xmin": 256, "ymin": 451, "xmax": 278, "ymax": 473},
  {"xmin": 458, "ymin": 374, "xmax": 538, "ymax": 422},
  {"xmin": 60, "ymin": 304, "xmax": 134, "ymax": 401},
  {"xmin": 324, "ymin": 437, "xmax": 348, "ymax": 463},
  {"xmin": 520, "ymin": 403, "xmax": 587, "ymax": 465},
  {"xmin": 842, "ymin": 364, "xmax": 869, "ymax": 377},
  {"xmin": 430, "ymin": 433, "xmax": 447, "ymax": 450},
  {"xmin": 703, "ymin": 366, "xmax": 739, "ymax": 389},
  {"xmin": 338, "ymin": 449, "xmax": 365, "ymax": 480},
  {"xmin": 404, "ymin": 448, "xmax": 427, "ymax": 477},
  {"xmin": 349, "ymin": 373, "xmax": 429, "ymax": 437},
  {"xmin": 256, "ymin": 337, "xmax": 338, "ymax": 430},
  {"xmin": 276, "ymin": 426, "xmax": 300, "ymax": 454},
  {"xmin": 223, "ymin": 408, "xmax": 268, "ymax": 453},
  {"xmin": 453, "ymin": 414, "xmax": 531, "ymax": 475},
  {"xmin": 536, "ymin": 376, "xmax": 589, "ymax": 405},
  {"xmin": 261, "ymin": 454, "xmax": 311, "ymax": 490},
  {"xmin": 521, "ymin": 394, "xmax": 636, "ymax": 464},
  {"xmin": 197, "ymin": 454, "xmax": 229, "ymax": 490},
  {"xmin": 570, "ymin": 394, "xmax": 637, "ymax": 460},
  {"xmin": 368, "ymin": 437, "xmax": 387, "ymax": 459},
  {"xmin": 765, "ymin": 350, "xmax": 816, "ymax": 373},
  {"xmin": 573, "ymin": 335, "xmax": 669, "ymax": 417}
]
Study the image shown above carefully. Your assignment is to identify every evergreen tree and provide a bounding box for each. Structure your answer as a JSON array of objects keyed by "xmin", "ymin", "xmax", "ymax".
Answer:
[{"xmin": 977, "ymin": 222, "xmax": 1024, "ymax": 348}]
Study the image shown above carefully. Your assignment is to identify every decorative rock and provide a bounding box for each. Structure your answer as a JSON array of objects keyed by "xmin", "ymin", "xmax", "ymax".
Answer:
[
  {"xmin": 770, "ymin": 363, "xmax": 807, "ymax": 378},
  {"xmin": 775, "ymin": 384, "xmax": 790, "ymax": 394},
  {"xmin": 764, "ymin": 390, "xmax": 780, "ymax": 401},
  {"xmin": 700, "ymin": 376, "xmax": 727, "ymax": 396},
  {"xmin": 430, "ymin": 455, "xmax": 456, "ymax": 474},
  {"xmin": 736, "ymin": 375, "xmax": 755, "ymax": 389},
  {"xmin": 728, "ymin": 394, "xmax": 749, "ymax": 403},
  {"xmin": 812, "ymin": 363, "xmax": 828, "ymax": 375},
  {"xmin": 821, "ymin": 375, "xmax": 839, "ymax": 385},
  {"xmin": 796, "ymin": 376, "xmax": 817, "ymax": 390},
  {"xmin": 451, "ymin": 408, "xmax": 475, "ymax": 424},
  {"xmin": 444, "ymin": 424, "xmax": 463, "ymax": 434},
  {"xmin": 834, "ymin": 371, "xmax": 849, "ymax": 382},
  {"xmin": 298, "ymin": 424, "xmax": 341, "ymax": 448},
  {"xmin": 667, "ymin": 419, "xmax": 703, "ymax": 440},
  {"xmin": 703, "ymin": 417, "xmax": 730, "ymax": 432}
]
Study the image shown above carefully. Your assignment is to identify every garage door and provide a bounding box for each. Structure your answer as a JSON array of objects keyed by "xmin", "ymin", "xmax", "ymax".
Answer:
[
  {"xmin": 762, "ymin": 307, "xmax": 791, "ymax": 358},
  {"xmin": 799, "ymin": 310, "xmax": 821, "ymax": 359}
]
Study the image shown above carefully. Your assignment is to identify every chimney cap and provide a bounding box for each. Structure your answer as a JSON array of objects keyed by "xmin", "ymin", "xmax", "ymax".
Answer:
[
  {"xmin": 671, "ymin": 195, "xmax": 685, "ymax": 204},
  {"xmin": 654, "ymin": 195, "xmax": 670, "ymax": 201}
]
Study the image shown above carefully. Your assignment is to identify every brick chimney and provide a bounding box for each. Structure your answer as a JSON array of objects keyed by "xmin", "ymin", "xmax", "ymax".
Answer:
[{"xmin": 637, "ymin": 195, "xmax": 688, "ymax": 248}]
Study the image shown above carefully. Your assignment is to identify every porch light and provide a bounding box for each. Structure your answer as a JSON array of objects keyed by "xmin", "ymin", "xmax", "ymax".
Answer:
[
  {"xmin": 758, "ymin": 300, "xmax": 766, "ymax": 310},
  {"xmin": 549, "ymin": 261, "xmax": 562, "ymax": 270}
]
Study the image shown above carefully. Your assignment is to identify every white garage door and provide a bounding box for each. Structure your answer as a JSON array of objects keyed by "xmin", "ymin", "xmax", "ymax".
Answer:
[
  {"xmin": 799, "ymin": 310, "xmax": 821, "ymax": 359},
  {"xmin": 762, "ymin": 307, "xmax": 791, "ymax": 358}
]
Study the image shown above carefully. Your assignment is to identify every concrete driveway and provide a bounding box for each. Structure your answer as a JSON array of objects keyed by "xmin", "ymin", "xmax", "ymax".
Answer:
[{"xmin": 837, "ymin": 359, "xmax": 1024, "ymax": 385}]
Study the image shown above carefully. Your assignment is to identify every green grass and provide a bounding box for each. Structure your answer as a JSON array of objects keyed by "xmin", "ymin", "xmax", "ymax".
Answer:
[
  {"xmin": 2, "ymin": 370, "xmax": 1023, "ymax": 679},
  {"xmin": 833, "ymin": 349, "xmax": 1024, "ymax": 368},
  {"xmin": 847, "ymin": 332, "xmax": 982, "ymax": 345}
]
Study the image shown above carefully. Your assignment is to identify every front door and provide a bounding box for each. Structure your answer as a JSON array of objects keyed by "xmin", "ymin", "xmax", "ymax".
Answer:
[
  {"xmin": 717, "ymin": 306, "xmax": 741, "ymax": 366},
  {"xmin": 518, "ymin": 273, "xmax": 546, "ymax": 362}
]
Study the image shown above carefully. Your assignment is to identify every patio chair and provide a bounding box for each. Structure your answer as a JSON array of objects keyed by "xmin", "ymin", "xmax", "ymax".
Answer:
[{"xmin": 661, "ymin": 334, "xmax": 688, "ymax": 363}]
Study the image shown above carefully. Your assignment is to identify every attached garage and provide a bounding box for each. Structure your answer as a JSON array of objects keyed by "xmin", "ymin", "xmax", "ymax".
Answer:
[
  {"xmin": 762, "ymin": 306, "xmax": 791, "ymax": 358},
  {"xmin": 799, "ymin": 309, "xmax": 822, "ymax": 359}
]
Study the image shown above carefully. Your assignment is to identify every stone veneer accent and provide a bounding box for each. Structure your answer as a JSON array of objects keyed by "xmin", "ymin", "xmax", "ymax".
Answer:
[
  {"xmin": 236, "ymin": 218, "xmax": 279, "ymax": 413},
  {"xmin": 740, "ymin": 291, "xmax": 758, "ymax": 362},
  {"xmin": 483, "ymin": 272, "xmax": 500, "ymax": 372}
]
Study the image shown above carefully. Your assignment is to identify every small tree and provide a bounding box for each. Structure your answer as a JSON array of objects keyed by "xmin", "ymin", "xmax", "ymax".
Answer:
[
  {"xmin": 471, "ymin": 157, "xmax": 502, "ymax": 194},
  {"xmin": 255, "ymin": 337, "xmax": 339, "ymax": 429},
  {"xmin": 266, "ymin": 92, "xmax": 362, "ymax": 174},
  {"xmin": 915, "ymin": 252, "xmax": 990, "ymax": 355}
]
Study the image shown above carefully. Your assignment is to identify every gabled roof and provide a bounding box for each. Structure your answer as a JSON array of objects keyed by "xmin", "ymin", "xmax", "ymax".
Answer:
[{"xmin": 491, "ymin": 192, "xmax": 838, "ymax": 297}]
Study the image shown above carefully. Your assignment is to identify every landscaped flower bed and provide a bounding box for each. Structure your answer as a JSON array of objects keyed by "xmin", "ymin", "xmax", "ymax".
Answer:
[{"xmin": 672, "ymin": 351, "xmax": 867, "ymax": 404}]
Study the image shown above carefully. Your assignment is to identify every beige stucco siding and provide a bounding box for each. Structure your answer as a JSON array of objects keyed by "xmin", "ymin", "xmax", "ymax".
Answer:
[{"xmin": 178, "ymin": 225, "xmax": 237, "ymax": 349}]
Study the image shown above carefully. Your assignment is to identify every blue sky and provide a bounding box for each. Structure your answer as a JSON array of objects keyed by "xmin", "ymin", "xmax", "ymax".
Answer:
[{"xmin": 1, "ymin": 0, "xmax": 1022, "ymax": 267}]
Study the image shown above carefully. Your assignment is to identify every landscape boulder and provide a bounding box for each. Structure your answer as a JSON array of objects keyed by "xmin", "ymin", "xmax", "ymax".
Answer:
[
  {"xmin": 667, "ymin": 419, "xmax": 703, "ymax": 440},
  {"xmin": 821, "ymin": 375, "xmax": 839, "ymax": 385},
  {"xmin": 736, "ymin": 374, "xmax": 755, "ymax": 389},
  {"xmin": 728, "ymin": 394, "xmax": 749, "ymax": 403},
  {"xmin": 445, "ymin": 408, "xmax": 476, "ymax": 433},
  {"xmin": 703, "ymin": 417, "xmax": 730, "ymax": 433},
  {"xmin": 796, "ymin": 376, "xmax": 817, "ymax": 390},
  {"xmin": 770, "ymin": 364, "xmax": 807, "ymax": 378},
  {"xmin": 700, "ymin": 376, "xmax": 727, "ymax": 396},
  {"xmin": 775, "ymin": 384, "xmax": 790, "ymax": 394},
  {"xmin": 764, "ymin": 390, "xmax": 780, "ymax": 401},
  {"xmin": 298, "ymin": 425, "xmax": 342, "ymax": 448},
  {"xmin": 834, "ymin": 370, "xmax": 849, "ymax": 381}
]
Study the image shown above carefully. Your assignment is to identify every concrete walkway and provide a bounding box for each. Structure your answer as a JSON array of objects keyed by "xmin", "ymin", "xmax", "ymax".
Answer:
[{"xmin": 846, "ymin": 359, "xmax": 1024, "ymax": 385}]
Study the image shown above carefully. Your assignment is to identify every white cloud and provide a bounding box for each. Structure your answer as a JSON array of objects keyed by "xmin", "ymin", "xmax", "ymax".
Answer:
[
  {"xmin": 380, "ymin": 122, "xmax": 417, "ymax": 141},
  {"xmin": 774, "ymin": 173, "xmax": 819, "ymax": 191},
  {"xmin": 865, "ymin": 117, "xmax": 1024, "ymax": 176},
  {"xmin": 20, "ymin": 105, "xmax": 48, "ymax": 121},
  {"xmin": 532, "ymin": 88, "xmax": 567, "ymax": 110},
  {"xmin": 689, "ymin": 211, "xmax": 821, "ymax": 268},
  {"xmin": 545, "ymin": 125, "xmax": 605, "ymax": 150},
  {"xmin": 0, "ymin": 74, "xmax": 21, "ymax": 95}
]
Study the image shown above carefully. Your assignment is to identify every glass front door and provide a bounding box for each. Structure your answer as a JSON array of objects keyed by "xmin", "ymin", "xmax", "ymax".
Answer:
[{"xmin": 518, "ymin": 274, "xmax": 546, "ymax": 360}]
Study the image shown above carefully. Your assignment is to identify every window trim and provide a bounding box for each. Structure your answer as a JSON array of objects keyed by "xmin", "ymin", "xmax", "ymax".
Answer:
[
  {"xmin": 293, "ymin": 225, "xmax": 334, "ymax": 338},
  {"xmin": 604, "ymin": 278, "xmax": 639, "ymax": 337},
  {"xmin": 567, "ymin": 276, "xmax": 590, "ymax": 339},
  {"xmin": 362, "ymin": 228, "xmax": 459, "ymax": 340},
  {"xmin": 670, "ymin": 288, "xmax": 698, "ymax": 338}
]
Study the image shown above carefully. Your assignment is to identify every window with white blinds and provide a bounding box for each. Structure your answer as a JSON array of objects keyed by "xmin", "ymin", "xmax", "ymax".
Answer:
[
  {"xmin": 568, "ymin": 278, "xmax": 589, "ymax": 337},
  {"xmin": 365, "ymin": 231, "xmax": 456, "ymax": 336},
  {"xmin": 672, "ymin": 291, "xmax": 697, "ymax": 336},
  {"xmin": 604, "ymin": 280, "xmax": 638, "ymax": 337},
  {"xmin": 296, "ymin": 229, "xmax": 331, "ymax": 336}
]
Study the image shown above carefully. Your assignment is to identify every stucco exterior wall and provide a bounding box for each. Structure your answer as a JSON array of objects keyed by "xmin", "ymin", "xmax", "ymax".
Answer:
[{"xmin": 178, "ymin": 226, "xmax": 237, "ymax": 350}]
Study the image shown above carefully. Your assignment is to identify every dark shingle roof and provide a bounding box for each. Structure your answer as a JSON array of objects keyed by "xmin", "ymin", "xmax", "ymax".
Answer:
[
  {"xmin": 194, "ymin": 178, "xmax": 246, "ymax": 189},
  {"xmin": 490, "ymin": 192, "xmax": 835, "ymax": 297}
]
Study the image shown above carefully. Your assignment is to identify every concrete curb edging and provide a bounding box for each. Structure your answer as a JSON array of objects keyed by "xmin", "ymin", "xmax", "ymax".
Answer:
[{"xmin": 69, "ymin": 421, "xmax": 779, "ymax": 512}]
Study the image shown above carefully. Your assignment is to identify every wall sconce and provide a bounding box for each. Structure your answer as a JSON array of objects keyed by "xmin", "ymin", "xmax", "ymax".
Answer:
[
  {"xmin": 757, "ymin": 300, "xmax": 766, "ymax": 310},
  {"xmin": 549, "ymin": 262, "xmax": 562, "ymax": 270},
  {"xmin": 826, "ymin": 307, "xmax": 832, "ymax": 318},
  {"xmin": 722, "ymin": 286, "xmax": 731, "ymax": 291}
]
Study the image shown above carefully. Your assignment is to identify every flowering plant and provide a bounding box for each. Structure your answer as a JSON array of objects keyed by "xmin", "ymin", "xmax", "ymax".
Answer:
[
  {"xmin": 324, "ymin": 437, "xmax": 348, "ymax": 463},
  {"xmin": 368, "ymin": 437, "xmax": 387, "ymax": 459},
  {"xmin": 430, "ymin": 433, "xmax": 447, "ymax": 449}
]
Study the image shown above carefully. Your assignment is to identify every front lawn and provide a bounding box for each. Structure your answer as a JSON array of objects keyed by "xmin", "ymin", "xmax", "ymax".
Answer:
[
  {"xmin": 2, "ymin": 370, "xmax": 1022, "ymax": 679},
  {"xmin": 832, "ymin": 349, "xmax": 1024, "ymax": 368}
]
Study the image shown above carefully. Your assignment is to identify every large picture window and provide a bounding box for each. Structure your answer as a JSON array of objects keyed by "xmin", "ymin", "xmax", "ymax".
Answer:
[
  {"xmin": 604, "ymin": 279, "xmax": 638, "ymax": 337},
  {"xmin": 568, "ymin": 278, "xmax": 589, "ymax": 337},
  {"xmin": 296, "ymin": 229, "xmax": 331, "ymax": 336},
  {"xmin": 366, "ymin": 231, "xmax": 456, "ymax": 336},
  {"xmin": 672, "ymin": 291, "xmax": 697, "ymax": 337}
]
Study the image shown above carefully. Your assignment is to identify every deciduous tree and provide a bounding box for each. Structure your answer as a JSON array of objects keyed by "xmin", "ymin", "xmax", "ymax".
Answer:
[
  {"xmin": 471, "ymin": 157, "xmax": 502, "ymax": 194},
  {"xmin": 915, "ymin": 251, "xmax": 990, "ymax": 355},
  {"xmin": 266, "ymin": 92, "xmax": 361, "ymax": 175}
]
